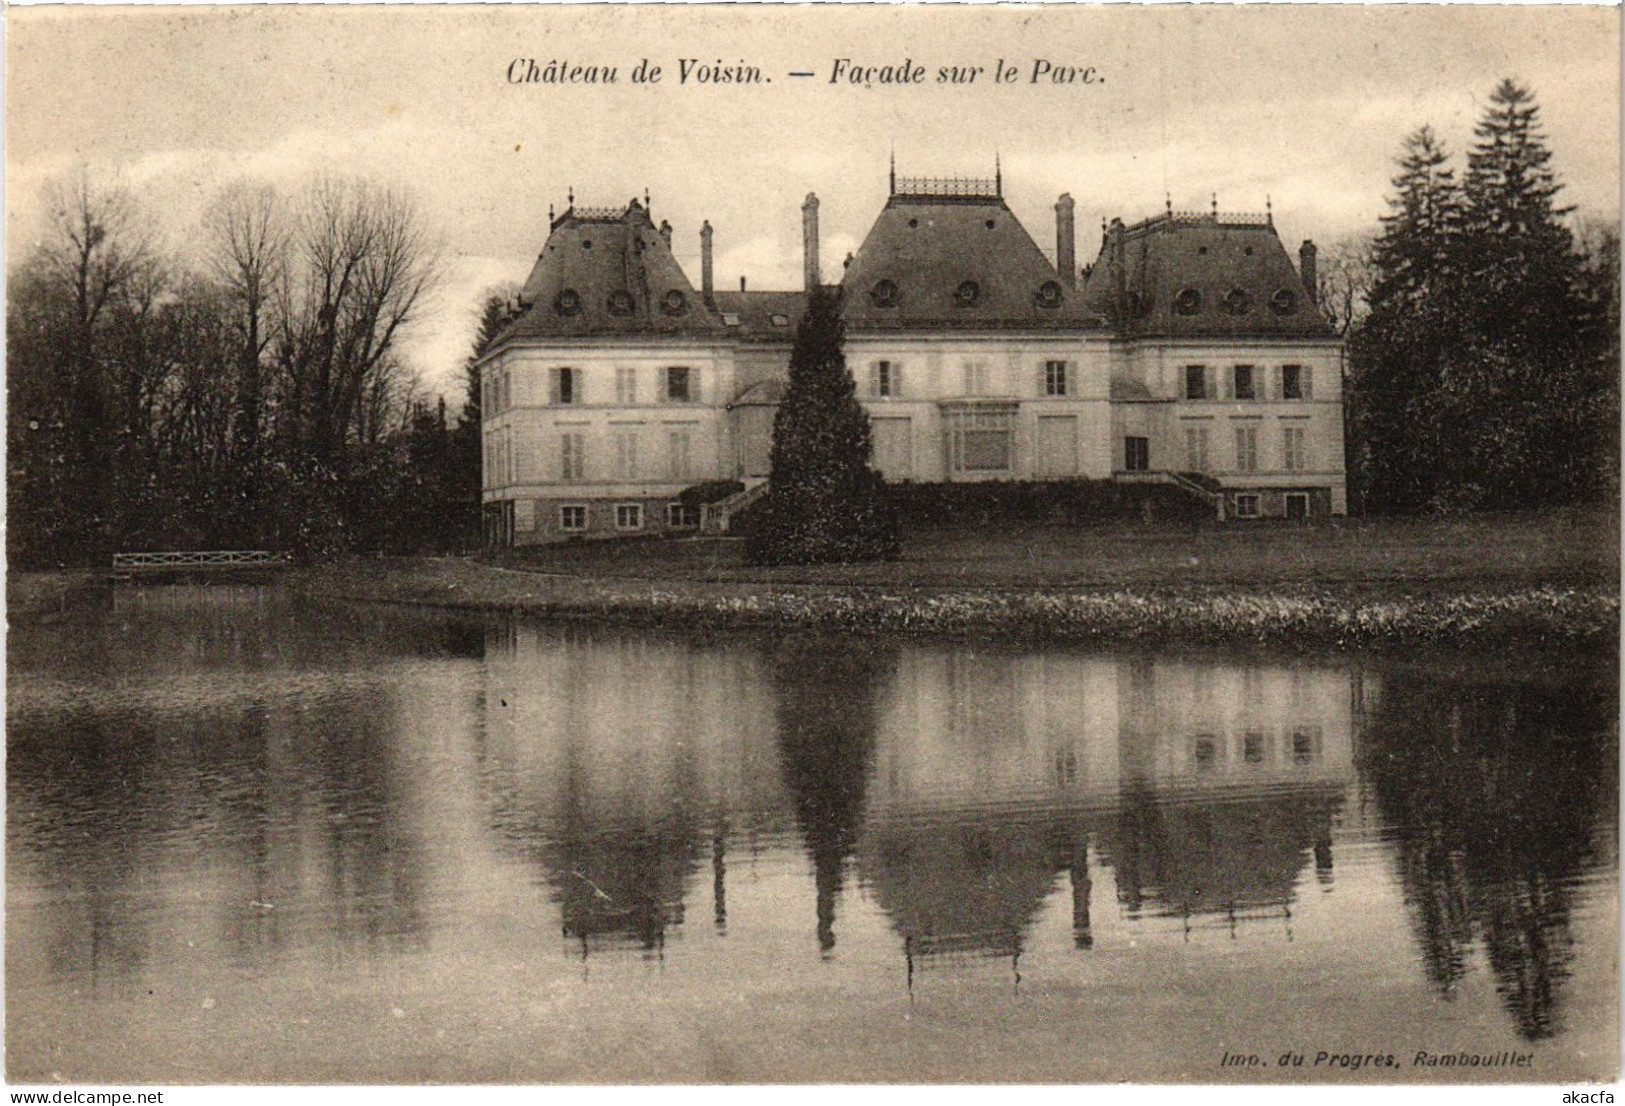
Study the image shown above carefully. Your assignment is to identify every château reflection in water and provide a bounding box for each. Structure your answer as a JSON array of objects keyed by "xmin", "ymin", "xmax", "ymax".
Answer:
[
  {"xmin": 8, "ymin": 589, "xmax": 1615, "ymax": 1080},
  {"xmin": 475, "ymin": 622, "xmax": 1614, "ymax": 1040}
]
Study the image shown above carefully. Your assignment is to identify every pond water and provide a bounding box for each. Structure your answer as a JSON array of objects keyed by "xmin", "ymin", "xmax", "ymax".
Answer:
[{"xmin": 6, "ymin": 586, "xmax": 1617, "ymax": 1084}]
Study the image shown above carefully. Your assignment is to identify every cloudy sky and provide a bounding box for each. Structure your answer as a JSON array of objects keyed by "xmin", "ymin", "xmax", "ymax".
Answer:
[{"xmin": 8, "ymin": 4, "xmax": 1619, "ymax": 400}]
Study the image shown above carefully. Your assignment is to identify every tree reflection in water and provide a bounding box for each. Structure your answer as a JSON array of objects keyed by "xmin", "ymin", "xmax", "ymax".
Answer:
[
  {"xmin": 1361, "ymin": 664, "xmax": 1616, "ymax": 1041},
  {"xmin": 768, "ymin": 636, "xmax": 892, "ymax": 957}
]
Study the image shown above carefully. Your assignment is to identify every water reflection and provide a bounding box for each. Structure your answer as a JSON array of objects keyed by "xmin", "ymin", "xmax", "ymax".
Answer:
[
  {"xmin": 1361, "ymin": 667, "xmax": 1617, "ymax": 1041},
  {"xmin": 7, "ymin": 588, "xmax": 1617, "ymax": 1082},
  {"xmin": 769, "ymin": 639, "xmax": 891, "ymax": 956},
  {"xmin": 480, "ymin": 623, "xmax": 787, "ymax": 958}
]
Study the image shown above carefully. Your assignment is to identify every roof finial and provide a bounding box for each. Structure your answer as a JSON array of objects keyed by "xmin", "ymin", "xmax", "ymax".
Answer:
[
  {"xmin": 1211, "ymin": 191, "xmax": 1218, "ymax": 217},
  {"xmin": 568, "ymin": 186, "xmax": 575, "ymax": 206},
  {"xmin": 644, "ymin": 188, "xmax": 651, "ymax": 212},
  {"xmin": 890, "ymin": 149, "xmax": 896, "ymax": 195},
  {"xmin": 549, "ymin": 203, "xmax": 555, "ymax": 224},
  {"xmin": 1165, "ymin": 192, "xmax": 1173, "ymax": 218},
  {"xmin": 1265, "ymin": 194, "xmax": 1273, "ymax": 224},
  {"xmin": 995, "ymin": 152, "xmax": 1003, "ymax": 196}
]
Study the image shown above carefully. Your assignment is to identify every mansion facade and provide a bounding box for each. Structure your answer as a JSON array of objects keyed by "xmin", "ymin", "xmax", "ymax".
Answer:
[{"xmin": 479, "ymin": 167, "xmax": 1346, "ymax": 545}]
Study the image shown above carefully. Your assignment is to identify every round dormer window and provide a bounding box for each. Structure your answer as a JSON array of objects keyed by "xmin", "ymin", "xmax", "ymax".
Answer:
[
  {"xmin": 1035, "ymin": 280, "xmax": 1063, "ymax": 309},
  {"xmin": 1125, "ymin": 290, "xmax": 1153, "ymax": 318},
  {"xmin": 955, "ymin": 280, "xmax": 981, "ymax": 307},
  {"xmin": 1270, "ymin": 288, "xmax": 1298, "ymax": 316},
  {"xmin": 1174, "ymin": 288, "xmax": 1202, "ymax": 316},
  {"xmin": 661, "ymin": 289, "xmax": 688, "ymax": 316},
  {"xmin": 554, "ymin": 289, "xmax": 582, "ymax": 316},
  {"xmin": 1222, "ymin": 288, "xmax": 1252, "ymax": 316},
  {"xmin": 871, "ymin": 279, "xmax": 899, "ymax": 307},
  {"xmin": 607, "ymin": 290, "xmax": 635, "ymax": 316}
]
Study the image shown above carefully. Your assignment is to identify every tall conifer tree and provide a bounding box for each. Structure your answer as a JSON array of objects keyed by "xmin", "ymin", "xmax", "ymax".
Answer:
[{"xmin": 745, "ymin": 286, "xmax": 899, "ymax": 565}]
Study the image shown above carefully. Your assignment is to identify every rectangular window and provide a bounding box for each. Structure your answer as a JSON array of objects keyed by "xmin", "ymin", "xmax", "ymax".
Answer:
[
  {"xmin": 560, "ymin": 504, "xmax": 588, "ymax": 532},
  {"xmin": 1283, "ymin": 426, "xmax": 1306, "ymax": 472},
  {"xmin": 1234, "ymin": 493, "xmax": 1261, "ymax": 519},
  {"xmin": 1045, "ymin": 360, "xmax": 1069, "ymax": 397},
  {"xmin": 667, "ymin": 503, "xmax": 701, "ymax": 529},
  {"xmin": 550, "ymin": 367, "xmax": 577, "ymax": 406},
  {"xmin": 1291, "ymin": 727, "xmax": 1321, "ymax": 765},
  {"xmin": 615, "ymin": 503, "xmax": 644, "ymax": 531},
  {"xmin": 948, "ymin": 407, "xmax": 1013, "ymax": 472},
  {"xmin": 1234, "ymin": 426, "xmax": 1258, "ymax": 473},
  {"xmin": 1243, "ymin": 732, "xmax": 1266, "ymax": 764},
  {"xmin": 1185, "ymin": 365, "xmax": 1207, "ymax": 401},
  {"xmin": 561, "ymin": 431, "xmax": 586, "ymax": 481},
  {"xmin": 666, "ymin": 366, "xmax": 692, "ymax": 403},
  {"xmin": 872, "ymin": 360, "xmax": 894, "ymax": 398},
  {"xmin": 1124, "ymin": 436, "xmax": 1150, "ymax": 472},
  {"xmin": 614, "ymin": 428, "xmax": 639, "ymax": 480},
  {"xmin": 668, "ymin": 428, "xmax": 693, "ymax": 480},
  {"xmin": 1281, "ymin": 364, "xmax": 1304, "ymax": 401},
  {"xmin": 501, "ymin": 369, "xmax": 512, "ymax": 412},
  {"xmin": 1184, "ymin": 426, "xmax": 1210, "ymax": 472},
  {"xmin": 963, "ymin": 362, "xmax": 990, "ymax": 395},
  {"xmin": 616, "ymin": 367, "xmax": 638, "ymax": 405},
  {"xmin": 1233, "ymin": 365, "xmax": 1256, "ymax": 401},
  {"xmin": 482, "ymin": 372, "xmax": 493, "ymax": 419}
]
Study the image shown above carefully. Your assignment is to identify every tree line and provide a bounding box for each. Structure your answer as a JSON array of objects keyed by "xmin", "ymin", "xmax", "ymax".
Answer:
[
  {"xmin": 1341, "ymin": 79, "xmax": 1618, "ymax": 515},
  {"xmin": 8, "ymin": 171, "xmax": 488, "ymax": 567}
]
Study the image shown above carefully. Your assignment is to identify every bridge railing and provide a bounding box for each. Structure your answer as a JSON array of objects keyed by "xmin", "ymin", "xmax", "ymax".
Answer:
[{"xmin": 112, "ymin": 550, "xmax": 285, "ymax": 570}]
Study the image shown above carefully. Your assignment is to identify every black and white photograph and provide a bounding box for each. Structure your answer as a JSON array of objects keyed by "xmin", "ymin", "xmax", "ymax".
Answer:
[{"xmin": 5, "ymin": 3, "xmax": 1620, "ymax": 1090}]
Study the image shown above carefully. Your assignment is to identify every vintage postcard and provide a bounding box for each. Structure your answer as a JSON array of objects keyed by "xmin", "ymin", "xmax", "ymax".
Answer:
[{"xmin": 6, "ymin": 3, "xmax": 1619, "ymax": 1094}]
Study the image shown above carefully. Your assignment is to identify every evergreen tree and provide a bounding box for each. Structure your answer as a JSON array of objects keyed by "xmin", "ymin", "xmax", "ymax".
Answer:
[
  {"xmin": 1453, "ymin": 79, "xmax": 1597, "ymax": 507},
  {"xmin": 1350, "ymin": 126, "xmax": 1466, "ymax": 513},
  {"xmin": 449, "ymin": 290, "xmax": 513, "ymax": 550},
  {"xmin": 745, "ymin": 286, "xmax": 899, "ymax": 566},
  {"xmin": 1349, "ymin": 82, "xmax": 1611, "ymax": 513},
  {"xmin": 1461, "ymin": 79, "xmax": 1579, "ymax": 351}
]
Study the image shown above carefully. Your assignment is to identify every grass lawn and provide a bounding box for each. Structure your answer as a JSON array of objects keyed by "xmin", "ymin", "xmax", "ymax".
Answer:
[{"xmin": 499, "ymin": 506, "xmax": 1619, "ymax": 591}]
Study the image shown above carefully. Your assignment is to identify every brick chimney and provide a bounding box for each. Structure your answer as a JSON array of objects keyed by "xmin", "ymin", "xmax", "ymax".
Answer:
[
  {"xmin": 700, "ymin": 221, "xmax": 714, "ymax": 308},
  {"xmin": 1300, "ymin": 239, "xmax": 1318, "ymax": 301},
  {"xmin": 1055, "ymin": 193, "xmax": 1076, "ymax": 290},
  {"xmin": 802, "ymin": 193, "xmax": 820, "ymax": 291}
]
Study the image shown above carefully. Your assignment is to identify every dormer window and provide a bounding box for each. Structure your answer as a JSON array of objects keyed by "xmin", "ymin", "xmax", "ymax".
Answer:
[
  {"xmin": 1036, "ymin": 281, "xmax": 1063, "ymax": 309},
  {"xmin": 607, "ymin": 290, "xmax": 635, "ymax": 316},
  {"xmin": 554, "ymin": 289, "xmax": 581, "ymax": 316},
  {"xmin": 871, "ymin": 279, "xmax": 899, "ymax": 307},
  {"xmin": 1223, "ymin": 288, "xmax": 1252, "ymax": 316},
  {"xmin": 1174, "ymin": 288, "xmax": 1202, "ymax": 316},
  {"xmin": 1270, "ymin": 288, "xmax": 1298, "ymax": 316},
  {"xmin": 955, "ymin": 280, "xmax": 981, "ymax": 307},
  {"xmin": 661, "ymin": 289, "xmax": 688, "ymax": 315}
]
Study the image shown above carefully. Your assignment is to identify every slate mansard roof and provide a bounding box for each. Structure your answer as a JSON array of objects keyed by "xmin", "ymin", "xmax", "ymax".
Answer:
[
  {"xmin": 1079, "ymin": 210, "xmax": 1334, "ymax": 341},
  {"xmin": 838, "ymin": 178, "xmax": 1086, "ymax": 332},
  {"xmin": 504, "ymin": 200, "xmax": 724, "ymax": 341},
  {"xmin": 489, "ymin": 182, "xmax": 1334, "ymax": 351}
]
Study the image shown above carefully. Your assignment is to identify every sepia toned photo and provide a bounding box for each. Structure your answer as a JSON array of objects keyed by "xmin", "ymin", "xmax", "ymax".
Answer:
[{"xmin": 5, "ymin": 3, "xmax": 1620, "ymax": 1090}]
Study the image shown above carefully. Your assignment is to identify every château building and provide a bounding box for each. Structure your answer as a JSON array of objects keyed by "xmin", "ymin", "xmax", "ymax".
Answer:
[{"xmin": 477, "ymin": 165, "xmax": 1346, "ymax": 545}]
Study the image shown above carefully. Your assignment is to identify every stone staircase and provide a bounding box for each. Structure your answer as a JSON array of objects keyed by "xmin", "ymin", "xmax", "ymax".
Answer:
[
  {"xmin": 1114, "ymin": 470, "xmax": 1226, "ymax": 520},
  {"xmin": 700, "ymin": 478, "xmax": 769, "ymax": 535}
]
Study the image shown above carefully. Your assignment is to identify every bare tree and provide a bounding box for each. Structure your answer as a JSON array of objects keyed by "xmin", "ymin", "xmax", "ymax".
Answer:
[
  {"xmin": 273, "ymin": 176, "xmax": 441, "ymax": 466},
  {"xmin": 204, "ymin": 181, "xmax": 288, "ymax": 466},
  {"xmin": 11, "ymin": 169, "xmax": 161, "ymax": 559},
  {"xmin": 1316, "ymin": 233, "xmax": 1376, "ymax": 339}
]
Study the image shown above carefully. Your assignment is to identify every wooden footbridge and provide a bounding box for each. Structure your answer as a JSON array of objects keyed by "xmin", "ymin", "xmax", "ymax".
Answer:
[{"xmin": 111, "ymin": 550, "xmax": 289, "ymax": 577}]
